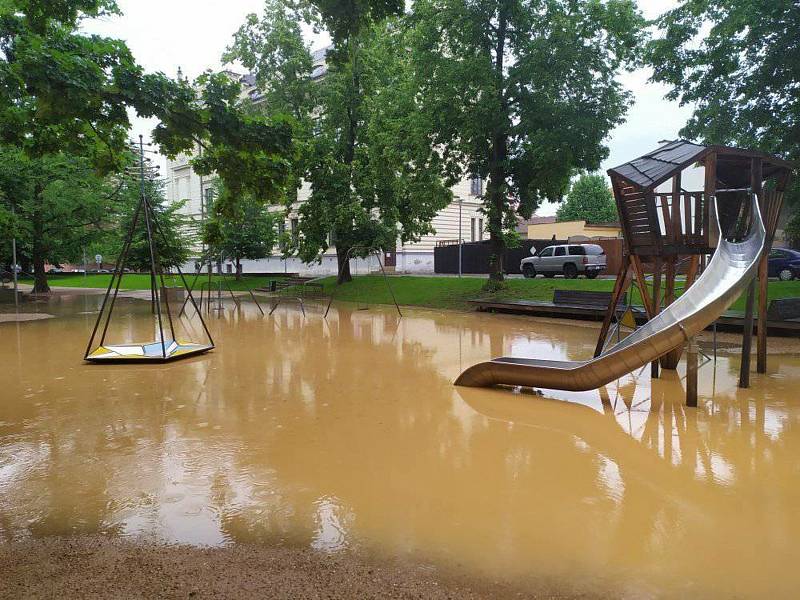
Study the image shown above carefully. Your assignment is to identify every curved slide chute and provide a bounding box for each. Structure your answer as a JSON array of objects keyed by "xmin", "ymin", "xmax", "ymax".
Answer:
[{"xmin": 455, "ymin": 195, "xmax": 765, "ymax": 390}]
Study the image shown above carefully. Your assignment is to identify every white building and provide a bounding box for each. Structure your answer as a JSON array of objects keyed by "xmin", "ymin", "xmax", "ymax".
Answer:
[{"xmin": 165, "ymin": 51, "xmax": 487, "ymax": 276}]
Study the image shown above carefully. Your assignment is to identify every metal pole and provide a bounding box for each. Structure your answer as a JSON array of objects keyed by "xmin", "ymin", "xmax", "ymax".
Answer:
[
  {"xmin": 458, "ymin": 197, "xmax": 462, "ymax": 278},
  {"xmin": 140, "ymin": 135, "xmax": 168, "ymax": 358},
  {"xmin": 149, "ymin": 210, "xmax": 215, "ymax": 346},
  {"xmin": 198, "ymin": 141, "xmax": 206, "ymax": 286},
  {"xmin": 214, "ymin": 254, "xmax": 224, "ymax": 312},
  {"xmin": 11, "ymin": 205, "xmax": 18, "ymax": 308}
]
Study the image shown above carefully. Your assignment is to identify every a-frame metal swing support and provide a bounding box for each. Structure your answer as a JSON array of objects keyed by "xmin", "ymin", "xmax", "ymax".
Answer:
[
  {"xmin": 84, "ymin": 137, "xmax": 214, "ymax": 362},
  {"xmin": 324, "ymin": 246, "xmax": 402, "ymax": 319}
]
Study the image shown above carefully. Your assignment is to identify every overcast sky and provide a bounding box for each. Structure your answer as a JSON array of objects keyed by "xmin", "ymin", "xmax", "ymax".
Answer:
[{"xmin": 85, "ymin": 0, "xmax": 693, "ymax": 215}]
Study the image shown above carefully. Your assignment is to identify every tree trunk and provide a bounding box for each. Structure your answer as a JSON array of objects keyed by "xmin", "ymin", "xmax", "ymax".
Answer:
[
  {"xmin": 336, "ymin": 245, "xmax": 352, "ymax": 284},
  {"xmin": 486, "ymin": 8, "xmax": 509, "ymax": 285},
  {"xmin": 487, "ymin": 159, "xmax": 506, "ymax": 283},
  {"xmin": 20, "ymin": 255, "xmax": 32, "ymax": 275},
  {"xmin": 235, "ymin": 257, "xmax": 242, "ymax": 281},
  {"xmin": 333, "ymin": 35, "xmax": 359, "ymax": 286},
  {"xmin": 31, "ymin": 207, "xmax": 50, "ymax": 294}
]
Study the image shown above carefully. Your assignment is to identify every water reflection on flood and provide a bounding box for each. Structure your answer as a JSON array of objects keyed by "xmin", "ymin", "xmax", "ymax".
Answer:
[{"xmin": 2, "ymin": 295, "xmax": 800, "ymax": 597}]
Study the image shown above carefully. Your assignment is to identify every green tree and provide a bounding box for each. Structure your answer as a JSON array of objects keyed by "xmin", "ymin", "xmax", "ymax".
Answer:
[
  {"xmin": 0, "ymin": 189, "xmax": 18, "ymax": 270},
  {"xmin": 1, "ymin": 0, "xmax": 295, "ymax": 290},
  {"xmin": 96, "ymin": 173, "xmax": 194, "ymax": 273},
  {"xmin": 224, "ymin": 0, "xmax": 317, "ymax": 206},
  {"xmin": 0, "ymin": 146, "xmax": 112, "ymax": 291},
  {"xmin": 308, "ymin": 0, "xmax": 403, "ymax": 43},
  {"xmin": 556, "ymin": 174, "xmax": 617, "ymax": 224},
  {"xmin": 785, "ymin": 214, "xmax": 800, "ymax": 249},
  {"xmin": 226, "ymin": 3, "xmax": 452, "ymax": 283},
  {"xmin": 203, "ymin": 185, "xmax": 278, "ymax": 280},
  {"xmin": 407, "ymin": 0, "xmax": 643, "ymax": 285},
  {"xmin": 300, "ymin": 19, "xmax": 452, "ymax": 282},
  {"xmin": 646, "ymin": 1, "xmax": 799, "ymax": 230}
]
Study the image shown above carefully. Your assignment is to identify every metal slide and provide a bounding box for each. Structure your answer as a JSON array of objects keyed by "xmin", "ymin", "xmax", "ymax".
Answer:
[{"xmin": 455, "ymin": 195, "xmax": 766, "ymax": 390}]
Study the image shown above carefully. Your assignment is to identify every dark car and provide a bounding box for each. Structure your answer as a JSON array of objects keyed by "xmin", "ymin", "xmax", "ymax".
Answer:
[{"xmin": 768, "ymin": 248, "xmax": 800, "ymax": 281}]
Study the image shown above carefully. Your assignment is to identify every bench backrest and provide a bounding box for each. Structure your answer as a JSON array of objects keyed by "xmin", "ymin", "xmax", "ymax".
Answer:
[
  {"xmin": 553, "ymin": 289, "xmax": 616, "ymax": 307},
  {"xmin": 767, "ymin": 298, "xmax": 800, "ymax": 321}
]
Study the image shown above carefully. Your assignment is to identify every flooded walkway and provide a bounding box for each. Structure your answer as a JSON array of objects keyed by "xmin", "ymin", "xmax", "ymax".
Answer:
[{"xmin": 2, "ymin": 295, "xmax": 800, "ymax": 597}]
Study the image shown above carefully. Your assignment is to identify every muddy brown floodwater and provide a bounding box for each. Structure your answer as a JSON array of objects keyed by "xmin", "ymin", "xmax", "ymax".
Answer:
[{"xmin": 2, "ymin": 293, "xmax": 800, "ymax": 598}]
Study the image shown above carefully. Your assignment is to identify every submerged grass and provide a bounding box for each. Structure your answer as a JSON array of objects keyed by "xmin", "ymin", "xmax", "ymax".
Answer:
[{"xmin": 20, "ymin": 273, "xmax": 800, "ymax": 313}]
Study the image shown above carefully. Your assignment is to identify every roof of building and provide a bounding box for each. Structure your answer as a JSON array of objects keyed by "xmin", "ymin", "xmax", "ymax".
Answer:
[
  {"xmin": 524, "ymin": 217, "xmax": 619, "ymax": 228},
  {"xmin": 585, "ymin": 221, "xmax": 621, "ymax": 228},
  {"xmin": 527, "ymin": 216, "xmax": 557, "ymax": 225},
  {"xmin": 608, "ymin": 139, "xmax": 793, "ymax": 191}
]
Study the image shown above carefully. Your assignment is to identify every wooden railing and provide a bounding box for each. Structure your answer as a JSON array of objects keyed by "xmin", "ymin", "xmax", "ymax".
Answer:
[{"xmin": 653, "ymin": 192, "xmax": 709, "ymax": 249}]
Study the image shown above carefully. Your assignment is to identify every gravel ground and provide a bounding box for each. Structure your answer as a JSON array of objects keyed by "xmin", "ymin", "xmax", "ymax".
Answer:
[{"xmin": 0, "ymin": 536, "xmax": 601, "ymax": 599}]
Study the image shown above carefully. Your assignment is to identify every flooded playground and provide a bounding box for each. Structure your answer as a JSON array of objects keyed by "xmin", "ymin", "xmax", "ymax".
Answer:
[{"xmin": 2, "ymin": 294, "xmax": 800, "ymax": 597}]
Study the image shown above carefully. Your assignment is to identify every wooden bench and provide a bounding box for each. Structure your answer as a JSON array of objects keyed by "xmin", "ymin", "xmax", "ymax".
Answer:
[
  {"xmin": 767, "ymin": 298, "xmax": 800, "ymax": 321},
  {"xmin": 552, "ymin": 290, "xmax": 619, "ymax": 307}
]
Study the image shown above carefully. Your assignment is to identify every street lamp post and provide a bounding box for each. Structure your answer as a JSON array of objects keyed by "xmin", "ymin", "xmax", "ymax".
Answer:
[
  {"xmin": 11, "ymin": 204, "xmax": 18, "ymax": 308},
  {"xmin": 458, "ymin": 197, "xmax": 463, "ymax": 278}
]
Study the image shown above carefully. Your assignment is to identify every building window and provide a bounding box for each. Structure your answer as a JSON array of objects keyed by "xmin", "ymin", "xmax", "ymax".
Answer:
[
  {"xmin": 290, "ymin": 218, "xmax": 299, "ymax": 241},
  {"xmin": 177, "ymin": 176, "xmax": 190, "ymax": 201},
  {"xmin": 471, "ymin": 217, "xmax": 477, "ymax": 242},
  {"xmin": 278, "ymin": 221, "xmax": 286, "ymax": 251},
  {"xmin": 203, "ymin": 187, "xmax": 215, "ymax": 215},
  {"xmin": 470, "ymin": 176, "xmax": 483, "ymax": 196},
  {"xmin": 478, "ymin": 218, "xmax": 484, "ymax": 241}
]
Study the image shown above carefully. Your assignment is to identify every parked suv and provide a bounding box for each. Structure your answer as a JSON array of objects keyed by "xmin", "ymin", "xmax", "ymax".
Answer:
[{"xmin": 521, "ymin": 244, "xmax": 607, "ymax": 279}]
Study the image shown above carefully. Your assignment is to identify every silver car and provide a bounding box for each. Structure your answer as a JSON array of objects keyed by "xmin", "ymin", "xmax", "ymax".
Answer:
[{"xmin": 520, "ymin": 243, "xmax": 607, "ymax": 279}]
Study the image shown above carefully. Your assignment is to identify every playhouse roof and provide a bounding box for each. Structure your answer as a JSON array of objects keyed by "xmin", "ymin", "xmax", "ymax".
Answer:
[{"xmin": 608, "ymin": 140, "xmax": 792, "ymax": 191}]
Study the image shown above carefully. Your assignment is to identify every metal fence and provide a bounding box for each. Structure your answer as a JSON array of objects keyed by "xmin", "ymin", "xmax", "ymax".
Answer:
[
  {"xmin": 434, "ymin": 239, "xmax": 567, "ymax": 275},
  {"xmin": 434, "ymin": 238, "xmax": 627, "ymax": 275}
]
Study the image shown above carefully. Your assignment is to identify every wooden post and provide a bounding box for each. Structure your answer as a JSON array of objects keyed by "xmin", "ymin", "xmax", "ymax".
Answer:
[
  {"xmin": 686, "ymin": 336, "xmax": 698, "ymax": 407},
  {"xmin": 757, "ymin": 253, "xmax": 768, "ymax": 373},
  {"xmin": 671, "ymin": 173, "xmax": 682, "ymax": 244},
  {"xmin": 739, "ymin": 279, "xmax": 756, "ymax": 389},
  {"xmin": 704, "ymin": 152, "xmax": 718, "ymax": 248},
  {"xmin": 660, "ymin": 258, "xmax": 681, "ymax": 370},
  {"xmin": 594, "ymin": 256, "xmax": 632, "ymax": 357},
  {"xmin": 651, "ymin": 258, "xmax": 662, "ymax": 378},
  {"xmin": 751, "ymin": 158, "xmax": 766, "ymax": 373},
  {"xmin": 631, "ymin": 255, "xmax": 655, "ymax": 318}
]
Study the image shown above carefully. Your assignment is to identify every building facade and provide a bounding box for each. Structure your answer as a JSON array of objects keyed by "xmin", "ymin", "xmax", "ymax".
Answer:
[{"xmin": 525, "ymin": 217, "xmax": 622, "ymax": 240}]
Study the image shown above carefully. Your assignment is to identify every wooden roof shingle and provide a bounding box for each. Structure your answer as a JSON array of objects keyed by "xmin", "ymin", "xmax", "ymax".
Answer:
[{"xmin": 608, "ymin": 140, "xmax": 707, "ymax": 190}]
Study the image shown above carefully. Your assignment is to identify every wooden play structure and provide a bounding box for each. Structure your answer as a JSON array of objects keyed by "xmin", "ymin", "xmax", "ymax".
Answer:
[
  {"xmin": 456, "ymin": 140, "xmax": 792, "ymax": 406},
  {"xmin": 598, "ymin": 140, "xmax": 793, "ymax": 394}
]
